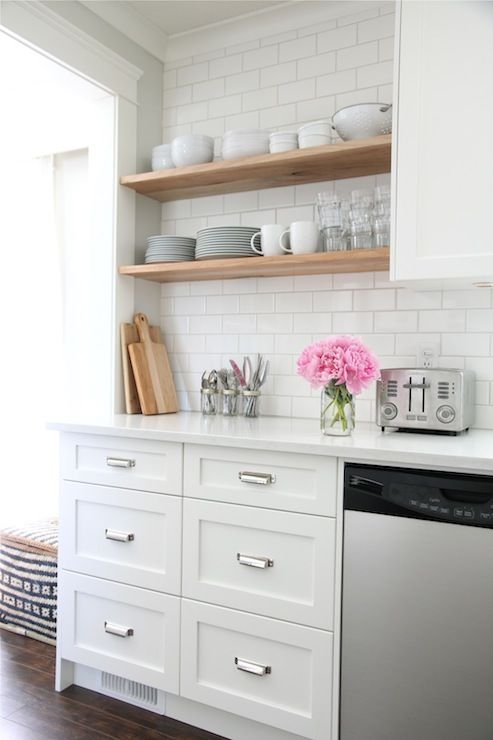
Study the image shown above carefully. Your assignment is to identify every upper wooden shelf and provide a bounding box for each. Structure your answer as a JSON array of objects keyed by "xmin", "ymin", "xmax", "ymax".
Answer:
[
  {"xmin": 120, "ymin": 135, "xmax": 391, "ymax": 203},
  {"xmin": 119, "ymin": 247, "xmax": 389, "ymax": 283}
]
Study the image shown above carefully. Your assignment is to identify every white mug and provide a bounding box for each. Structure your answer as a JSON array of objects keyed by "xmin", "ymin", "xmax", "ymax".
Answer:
[
  {"xmin": 250, "ymin": 224, "xmax": 286, "ymax": 256},
  {"xmin": 279, "ymin": 221, "xmax": 320, "ymax": 254}
]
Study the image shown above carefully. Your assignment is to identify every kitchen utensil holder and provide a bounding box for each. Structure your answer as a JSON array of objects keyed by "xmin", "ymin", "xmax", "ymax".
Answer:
[
  {"xmin": 222, "ymin": 389, "xmax": 239, "ymax": 416},
  {"xmin": 242, "ymin": 390, "xmax": 261, "ymax": 418},
  {"xmin": 201, "ymin": 388, "xmax": 217, "ymax": 415}
]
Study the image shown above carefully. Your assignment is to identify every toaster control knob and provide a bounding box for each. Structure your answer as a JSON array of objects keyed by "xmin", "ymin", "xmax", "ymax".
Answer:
[
  {"xmin": 381, "ymin": 403, "xmax": 398, "ymax": 420},
  {"xmin": 437, "ymin": 405, "xmax": 456, "ymax": 424}
]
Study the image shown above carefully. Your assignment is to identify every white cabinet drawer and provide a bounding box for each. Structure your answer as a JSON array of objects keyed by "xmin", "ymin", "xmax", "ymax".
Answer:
[
  {"xmin": 183, "ymin": 499, "xmax": 335, "ymax": 629},
  {"xmin": 60, "ymin": 481, "xmax": 182, "ymax": 593},
  {"xmin": 61, "ymin": 433, "xmax": 182, "ymax": 494},
  {"xmin": 184, "ymin": 444, "xmax": 336, "ymax": 516},
  {"xmin": 180, "ymin": 600, "xmax": 333, "ymax": 739},
  {"xmin": 59, "ymin": 572, "xmax": 180, "ymax": 693}
]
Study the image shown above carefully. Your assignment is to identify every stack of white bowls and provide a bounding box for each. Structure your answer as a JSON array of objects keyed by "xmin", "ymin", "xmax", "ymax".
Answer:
[
  {"xmin": 269, "ymin": 131, "xmax": 298, "ymax": 153},
  {"xmin": 298, "ymin": 120, "xmax": 332, "ymax": 149},
  {"xmin": 151, "ymin": 144, "xmax": 174, "ymax": 171},
  {"xmin": 221, "ymin": 129, "xmax": 270, "ymax": 160},
  {"xmin": 171, "ymin": 134, "xmax": 214, "ymax": 167}
]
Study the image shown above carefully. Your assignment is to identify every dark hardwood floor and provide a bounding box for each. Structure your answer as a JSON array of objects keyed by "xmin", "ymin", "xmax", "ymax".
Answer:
[{"xmin": 0, "ymin": 630, "xmax": 227, "ymax": 739}]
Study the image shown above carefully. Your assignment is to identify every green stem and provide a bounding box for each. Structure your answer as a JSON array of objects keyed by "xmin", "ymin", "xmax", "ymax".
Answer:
[{"xmin": 321, "ymin": 382, "xmax": 355, "ymax": 433}]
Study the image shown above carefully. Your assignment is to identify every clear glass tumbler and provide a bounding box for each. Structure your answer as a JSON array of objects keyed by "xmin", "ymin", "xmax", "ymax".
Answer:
[{"xmin": 316, "ymin": 192, "xmax": 347, "ymax": 252}]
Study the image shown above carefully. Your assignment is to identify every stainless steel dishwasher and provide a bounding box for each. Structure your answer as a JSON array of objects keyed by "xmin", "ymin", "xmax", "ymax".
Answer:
[{"xmin": 341, "ymin": 463, "xmax": 493, "ymax": 740}]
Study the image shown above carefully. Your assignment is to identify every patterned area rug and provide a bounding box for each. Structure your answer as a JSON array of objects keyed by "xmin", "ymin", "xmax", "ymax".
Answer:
[{"xmin": 0, "ymin": 519, "xmax": 58, "ymax": 645}]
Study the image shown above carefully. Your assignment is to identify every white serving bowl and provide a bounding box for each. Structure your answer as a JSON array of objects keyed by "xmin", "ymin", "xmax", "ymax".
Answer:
[
  {"xmin": 223, "ymin": 128, "xmax": 269, "ymax": 141},
  {"xmin": 298, "ymin": 119, "xmax": 332, "ymax": 137},
  {"xmin": 269, "ymin": 131, "xmax": 298, "ymax": 153},
  {"xmin": 331, "ymin": 103, "xmax": 392, "ymax": 141},
  {"xmin": 171, "ymin": 134, "xmax": 214, "ymax": 167},
  {"xmin": 151, "ymin": 143, "xmax": 174, "ymax": 170},
  {"xmin": 298, "ymin": 133, "xmax": 331, "ymax": 149}
]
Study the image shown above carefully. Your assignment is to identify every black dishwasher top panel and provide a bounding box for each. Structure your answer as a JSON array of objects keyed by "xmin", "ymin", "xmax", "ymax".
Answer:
[{"xmin": 344, "ymin": 463, "xmax": 493, "ymax": 528}]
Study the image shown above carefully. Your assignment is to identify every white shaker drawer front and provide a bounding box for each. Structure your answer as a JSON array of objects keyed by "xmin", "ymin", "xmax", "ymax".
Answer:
[
  {"xmin": 184, "ymin": 444, "xmax": 336, "ymax": 516},
  {"xmin": 180, "ymin": 600, "xmax": 333, "ymax": 740},
  {"xmin": 59, "ymin": 572, "xmax": 180, "ymax": 693},
  {"xmin": 61, "ymin": 433, "xmax": 182, "ymax": 494},
  {"xmin": 183, "ymin": 499, "xmax": 335, "ymax": 629},
  {"xmin": 60, "ymin": 481, "xmax": 182, "ymax": 593}
]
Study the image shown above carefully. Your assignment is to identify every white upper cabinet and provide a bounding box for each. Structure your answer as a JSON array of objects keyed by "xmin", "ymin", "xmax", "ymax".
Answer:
[{"xmin": 391, "ymin": 1, "xmax": 493, "ymax": 283}]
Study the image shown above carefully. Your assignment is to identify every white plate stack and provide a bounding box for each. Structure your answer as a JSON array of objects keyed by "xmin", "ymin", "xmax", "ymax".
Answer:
[
  {"xmin": 221, "ymin": 129, "xmax": 270, "ymax": 160},
  {"xmin": 195, "ymin": 226, "xmax": 259, "ymax": 260},
  {"xmin": 145, "ymin": 235, "xmax": 196, "ymax": 263}
]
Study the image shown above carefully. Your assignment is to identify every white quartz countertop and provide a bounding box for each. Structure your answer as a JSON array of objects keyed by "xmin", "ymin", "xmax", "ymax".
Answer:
[{"xmin": 49, "ymin": 412, "xmax": 493, "ymax": 474}]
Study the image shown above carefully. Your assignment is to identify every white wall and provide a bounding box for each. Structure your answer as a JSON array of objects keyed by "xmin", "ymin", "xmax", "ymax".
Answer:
[{"xmin": 158, "ymin": 1, "xmax": 493, "ymax": 430}]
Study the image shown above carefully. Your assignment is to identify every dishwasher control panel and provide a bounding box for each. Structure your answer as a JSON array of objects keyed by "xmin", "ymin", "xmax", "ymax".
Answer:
[{"xmin": 346, "ymin": 466, "xmax": 493, "ymax": 528}]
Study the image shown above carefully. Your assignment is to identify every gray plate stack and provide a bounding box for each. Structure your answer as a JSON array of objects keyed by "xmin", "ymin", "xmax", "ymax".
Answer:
[
  {"xmin": 145, "ymin": 235, "xmax": 196, "ymax": 263},
  {"xmin": 195, "ymin": 226, "xmax": 258, "ymax": 260}
]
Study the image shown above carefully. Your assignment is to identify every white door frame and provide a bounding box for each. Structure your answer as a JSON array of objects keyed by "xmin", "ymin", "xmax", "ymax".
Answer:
[{"xmin": 0, "ymin": 0, "xmax": 142, "ymax": 414}]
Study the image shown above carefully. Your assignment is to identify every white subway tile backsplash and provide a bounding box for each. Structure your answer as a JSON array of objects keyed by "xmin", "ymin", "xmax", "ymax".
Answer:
[
  {"xmin": 239, "ymin": 293, "xmax": 274, "ymax": 313},
  {"xmin": 442, "ymin": 333, "xmax": 490, "ymax": 357},
  {"xmin": 243, "ymin": 86, "xmax": 278, "ymax": 112},
  {"xmin": 193, "ymin": 78, "xmax": 225, "ymax": 102},
  {"xmin": 313, "ymin": 291, "xmax": 352, "ymax": 312},
  {"xmin": 279, "ymin": 78, "xmax": 316, "ymax": 105},
  {"xmin": 374, "ymin": 311, "xmax": 417, "ymax": 333},
  {"xmin": 333, "ymin": 311, "xmax": 374, "ymax": 333},
  {"xmin": 177, "ymin": 62, "xmax": 209, "ymax": 86},
  {"xmin": 317, "ymin": 68, "xmax": 357, "ymax": 97},
  {"xmin": 174, "ymin": 296, "xmax": 206, "ymax": 315},
  {"xmin": 418, "ymin": 310, "xmax": 465, "ymax": 333},
  {"xmin": 279, "ymin": 35, "xmax": 316, "ymax": 62},
  {"xmin": 353, "ymin": 288, "xmax": 395, "ymax": 311},
  {"xmin": 358, "ymin": 13, "xmax": 395, "ymax": 42},
  {"xmin": 161, "ymin": 7, "xmax": 493, "ymax": 428},
  {"xmin": 243, "ymin": 44, "xmax": 278, "ymax": 71},
  {"xmin": 191, "ymin": 195, "xmax": 224, "ymax": 217},
  {"xmin": 257, "ymin": 314, "xmax": 293, "ymax": 333},
  {"xmin": 225, "ymin": 70, "xmax": 260, "ymax": 95},
  {"xmin": 259, "ymin": 103, "xmax": 297, "ymax": 129},
  {"xmin": 357, "ymin": 60, "xmax": 394, "ymax": 88},
  {"xmin": 209, "ymin": 53, "xmax": 242, "ymax": 78},
  {"xmin": 276, "ymin": 292, "xmax": 312, "ymax": 313},
  {"xmin": 318, "ymin": 24, "xmax": 357, "ymax": 53},
  {"xmin": 260, "ymin": 61, "xmax": 297, "ymax": 88},
  {"xmin": 206, "ymin": 295, "xmax": 239, "ymax": 314},
  {"xmin": 337, "ymin": 41, "xmax": 378, "ymax": 70},
  {"xmin": 297, "ymin": 52, "xmax": 336, "ymax": 80},
  {"xmin": 208, "ymin": 94, "xmax": 242, "ymax": 118}
]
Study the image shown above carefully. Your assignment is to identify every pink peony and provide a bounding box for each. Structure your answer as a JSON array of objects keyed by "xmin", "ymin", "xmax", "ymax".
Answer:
[{"xmin": 296, "ymin": 334, "xmax": 380, "ymax": 395}]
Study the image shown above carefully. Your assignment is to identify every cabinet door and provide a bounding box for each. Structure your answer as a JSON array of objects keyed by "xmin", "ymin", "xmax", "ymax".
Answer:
[{"xmin": 392, "ymin": 1, "xmax": 493, "ymax": 282}]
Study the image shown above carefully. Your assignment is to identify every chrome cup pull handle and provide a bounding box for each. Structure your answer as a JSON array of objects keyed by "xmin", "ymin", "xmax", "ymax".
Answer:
[
  {"xmin": 105, "ymin": 529, "xmax": 135, "ymax": 542},
  {"xmin": 237, "ymin": 553, "xmax": 273, "ymax": 569},
  {"xmin": 106, "ymin": 457, "xmax": 136, "ymax": 468},
  {"xmin": 235, "ymin": 657, "xmax": 271, "ymax": 676},
  {"xmin": 104, "ymin": 621, "xmax": 134, "ymax": 638},
  {"xmin": 238, "ymin": 471, "xmax": 276, "ymax": 485}
]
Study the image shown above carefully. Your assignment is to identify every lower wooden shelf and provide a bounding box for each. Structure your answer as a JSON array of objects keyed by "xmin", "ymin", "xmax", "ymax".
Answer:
[{"xmin": 119, "ymin": 247, "xmax": 389, "ymax": 283}]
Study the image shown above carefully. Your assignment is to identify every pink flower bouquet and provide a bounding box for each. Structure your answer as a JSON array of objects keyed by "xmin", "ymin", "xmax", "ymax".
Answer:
[{"xmin": 297, "ymin": 335, "xmax": 380, "ymax": 434}]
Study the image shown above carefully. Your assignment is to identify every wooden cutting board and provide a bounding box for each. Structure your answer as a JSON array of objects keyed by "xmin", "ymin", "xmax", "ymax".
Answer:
[
  {"xmin": 128, "ymin": 313, "xmax": 179, "ymax": 415},
  {"xmin": 120, "ymin": 322, "xmax": 161, "ymax": 414}
]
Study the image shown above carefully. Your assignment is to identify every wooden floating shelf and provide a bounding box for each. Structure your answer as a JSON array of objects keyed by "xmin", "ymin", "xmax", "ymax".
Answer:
[
  {"xmin": 119, "ymin": 247, "xmax": 390, "ymax": 283},
  {"xmin": 120, "ymin": 135, "xmax": 391, "ymax": 203}
]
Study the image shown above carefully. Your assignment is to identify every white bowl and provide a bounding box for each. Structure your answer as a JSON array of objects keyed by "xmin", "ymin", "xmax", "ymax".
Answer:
[
  {"xmin": 270, "ymin": 141, "xmax": 298, "ymax": 153},
  {"xmin": 151, "ymin": 144, "xmax": 174, "ymax": 170},
  {"xmin": 223, "ymin": 128, "xmax": 269, "ymax": 140},
  {"xmin": 298, "ymin": 120, "xmax": 332, "ymax": 137},
  {"xmin": 171, "ymin": 134, "xmax": 214, "ymax": 167},
  {"xmin": 299, "ymin": 133, "xmax": 332, "ymax": 148},
  {"xmin": 331, "ymin": 103, "xmax": 392, "ymax": 141}
]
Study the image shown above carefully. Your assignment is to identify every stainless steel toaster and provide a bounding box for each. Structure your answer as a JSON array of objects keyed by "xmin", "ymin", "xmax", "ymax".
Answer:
[{"xmin": 376, "ymin": 368, "xmax": 475, "ymax": 433}]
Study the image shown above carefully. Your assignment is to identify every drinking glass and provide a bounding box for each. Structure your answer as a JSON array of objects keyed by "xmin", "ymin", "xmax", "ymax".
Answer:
[
  {"xmin": 349, "ymin": 189, "xmax": 374, "ymax": 249},
  {"xmin": 317, "ymin": 192, "xmax": 347, "ymax": 252}
]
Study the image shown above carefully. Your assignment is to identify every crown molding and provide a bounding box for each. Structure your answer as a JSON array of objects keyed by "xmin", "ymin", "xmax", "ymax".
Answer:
[
  {"xmin": 79, "ymin": 0, "xmax": 168, "ymax": 63},
  {"xmin": 0, "ymin": 0, "xmax": 143, "ymax": 102},
  {"xmin": 165, "ymin": 0, "xmax": 377, "ymax": 62}
]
